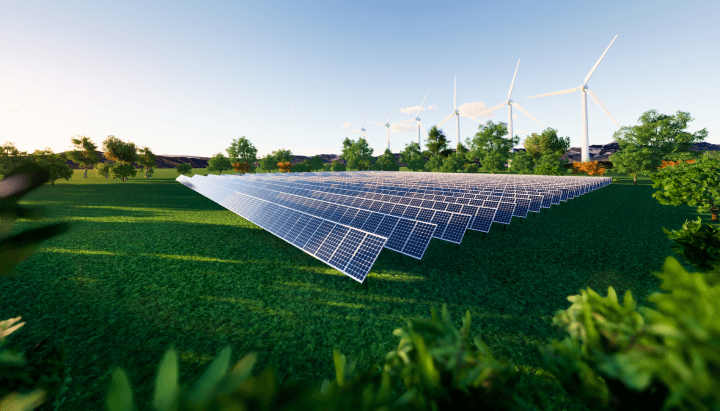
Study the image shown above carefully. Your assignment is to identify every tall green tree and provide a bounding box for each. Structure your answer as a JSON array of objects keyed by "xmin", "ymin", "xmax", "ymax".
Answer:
[
  {"xmin": 226, "ymin": 136, "xmax": 258, "ymax": 168},
  {"xmin": 207, "ymin": 153, "xmax": 232, "ymax": 174},
  {"xmin": 330, "ymin": 160, "xmax": 346, "ymax": 171},
  {"xmin": 534, "ymin": 151, "xmax": 568, "ymax": 176},
  {"xmin": 344, "ymin": 138, "xmax": 374, "ymax": 171},
  {"xmin": 66, "ymin": 135, "xmax": 100, "ymax": 178},
  {"xmin": 522, "ymin": 128, "xmax": 570, "ymax": 163},
  {"xmin": 0, "ymin": 142, "xmax": 30, "ymax": 178},
  {"xmin": 95, "ymin": 162, "xmax": 112, "ymax": 178},
  {"xmin": 339, "ymin": 137, "xmax": 354, "ymax": 164},
  {"xmin": 466, "ymin": 120, "xmax": 518, "ymax": 174},
  {"xmin": 614, "ymin": 109, "xmax": 708, "ymax": 163},
  {"xmin": 400, "ymin": 142, "xmax": 426, "ymax": 172},
  {"xmin": 102, "ymin": 136, "xmax": 138, "ymax": 181},
  {"xmin": 509, "ymin": 150, "xmax": 535, "ymax": 175},
  {"xmin": 439, "ymin": 152, "xmax": 467, "ymax": 173},
  {"xmin": 424, "ymin": 155, "xmax": 444, "ymax": 172},
  {"xmin": 258, "ymin": 154, "xmax": 278, "ymax": 172},
  {"xmin": 650, "ymin": 152, "xmax": 720, "ymax": 221},
  {"xmin": 608, "ymin": 145, "xmax": 661, "ymax": 185},
  {"xmin": 309, "ymin": 155, "xmax": 324, "ymax": 172},
  {"xmin": 372, "ymin": 149, "xmax": 399, "ymax": 171},
  {"xmin": 424, "ymin": 126, "xmax": 452, "ymax": 158},
  {"xmin": 30, "ymin": 149, "xmax": 73, "ymax": 185},
  {"xmin": 135, "ymin": 147, "xmax": 156, "ymax": 178},
  {"xmin": 176, "ymin": 163, "xmax": 193, "ymax": 176},
  {"xmin": 272, "ymin": 149, "xmax": 294, "ymax": 165}
]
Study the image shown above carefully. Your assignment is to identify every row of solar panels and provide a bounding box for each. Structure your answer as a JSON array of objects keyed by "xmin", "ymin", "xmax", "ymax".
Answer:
[{"xmin": 178, "ymin": 173, "xmax": 610, "ymax": 283}]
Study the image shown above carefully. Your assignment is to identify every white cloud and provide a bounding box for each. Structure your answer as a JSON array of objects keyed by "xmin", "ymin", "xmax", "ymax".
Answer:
[
  {"xmin": 669, "ymin": 57, "xmax": 676, "ymax": 63},
  {"xmin": 3, "ymin": 107, "xmax": 19, "ymax": 114},
  {"xmin": 516, "ymin": 129, "xmax": 527, "ymax": 134},
  {"xmin": 428, "ymin": 105, "xmax": 438, "ymax": 110},
  {"xmin": 401, "ymin": 105, "xmax": 424, "ymax": 115},
  {"xmin": 658, "ymin": 68, "xmax": 662, "ymax": 70},
  {"xmin": 512, "ymin": 114, "xmax": 518, "ymax": 120},
  {"xmin": 341, "ymin": 122, "xmax": 352, "ymax": 128},
  {"xmin": 342, "ymin": 110, "xmax": 347, "ymax": 114}
]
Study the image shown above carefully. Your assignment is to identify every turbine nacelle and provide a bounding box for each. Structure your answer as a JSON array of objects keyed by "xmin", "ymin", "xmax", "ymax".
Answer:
[
  {"xmin": 507, "ymin": 98, "xmax": 513, "ymax": 104},
  {"xmin": 385, "ymin": 123, "xmax": 391, "ymax": 128}
]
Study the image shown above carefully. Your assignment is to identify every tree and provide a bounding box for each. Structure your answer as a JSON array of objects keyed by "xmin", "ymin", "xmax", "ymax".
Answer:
[
  {"xmin": 232, "ymin": 162, "xmax": 251, "ymax": 175},
  {"xmin": 309, "ymin": 155, "xmax": 324, "ymax": 172},
  {"xmin": 509, "ymin": 151, "xmax": 535, "ymax": 175},
  {"xmin": 344, "ymin": 138, "xmax": 374, "ymax": 171},
  {"xmin": 207, "ymin": 153, "xmax": 232, "ymax": 174},
  {"xmin": 466, "ymin": 120, "xmax": 518, "ymax": 174},
  {"xmin": 400, "ymin": 142, "xmax": 426, "ymax": 172},
  {"xmin": 0, "ymin": 142, "xmax": 30, "ymax": 178},
  {"xmin": 96, "ymin": 162, "xmax": 112, "ymax": 178},
  {"xmin": 272, "ymin": 149, "xmax": 294, "ymax": 168},
  {"xmin": 66, "ymin": 135, "xmax": 99, "ymax": 178},
  {"xmin": 439, "ymin": 152, "xmax": 466, "ymax": 173},
  {"xmin": 176, "ymin": 163, "xmax": 193, "ymax": 176},
  {"xmin": 102, "ymin": 136, "xmax": 138, "ymax": 181},
  {"xmin": 30, "ymin": 149, "xmax": 73, "ymax": 185},
  {"xmin": 109, "ymin": 163, "xmax": 138, "ymax": 181},
  {"xmin": 339, "ymin": 137, "xmax": 354, "ymax": 164},
  {"xmin": 258, "ymin": 154, "xmax": 277, "ymax": 173},
  {"xmin": 424, "ymin": 126, "xmax": 452, "ymax": 158},
  {"xmin": 371, "ymin": 149, "xmax": 399, "ymax": 171},
  {"xmin": 226, "ymin": 136, "xmax": 258, "ymax": 165},
  {"xmin": 424, "ymin": 155, "xmax": 444, "ymax": 172},
  {"xmin": 136, "ymin": 147, "xmax": 156, "ymax": 178},
  {"xmin": 330, "ymin": 160, "xmax": 346, "ymax": 172},
  {"xmin": 534, "ymin": 151, "xmax": 568, "ymax": 176},
  {"xmin": 608, "ymin": 145, "xmax": 664, "ymax": 185},
  {"xmin": 609, "ymin": 109, "xmax": 709, "ymax": 184},
  {"xmin": 522, "ymin": 128, "xmax": 570, "ymax": 163},
  {"xmin": 650, "ymin": 152, "xmax": 720, "ymax": 221},
  {"xmin": 614, "ymin": 109, "xmax": 708, "ymax": 163}
]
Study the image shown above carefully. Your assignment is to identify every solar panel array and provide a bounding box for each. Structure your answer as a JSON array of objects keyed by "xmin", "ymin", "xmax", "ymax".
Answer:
[{"xmin": 177, "ymin": 171, "xmax": 611, "ymax": 283}]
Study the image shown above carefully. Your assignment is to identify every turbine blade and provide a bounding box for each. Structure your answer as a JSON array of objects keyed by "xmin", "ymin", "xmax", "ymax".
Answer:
[
  {"xmin": 454, "ymin": 77, "xmax": 457, "ymax": 109},
  {"xmin": 394, "ymin": 119, "xmax": 415, "ymax": 124},
  {"xmin": 417, "ymin": 89, "xmax": 429, "ymax": 119},
  {"xmin": 511, "ymin": 102, "xmax": 544, "ymax": 128},
  {"xmin": 461, "ymin": 114, "xmax": 483, "ymax": 123},
  {"xmin": 362, "ymin": 130, "xmax": 367, "ymax": 139},
  {"xmin": 508, "ymin": 59, "xmax": 520, "ymax": 99},
  {"xmin": 586, "ymin": 89, "xmax": 620, "ymax": 127},
  {"xmin": 527, "ymin": 87, "xmax": 580, "ymax": 98},
  {"xmin": 369, "ymin": 121, "xmax": 385, "ymax": 126},
  {"xmin": 362, "ymin": 107, "xmax": 369, "ymax": 128},
  {"xmin": 485, "ymin": 102, "xmax": 507, "ymax": 113},
  {"xmin": 437, "ymin": 112, "xmax": 454, "ymax": 127},
  {"xmin": 349, "ymin": 129, "xmax": 362, "ymax": 132},
  {"xmin": 584, "ymin": 35, "xmax": 618, "ymax": 85},
  {"xmin": 387, "ymin": 102, "xmax": 400, "ymax": 123}
]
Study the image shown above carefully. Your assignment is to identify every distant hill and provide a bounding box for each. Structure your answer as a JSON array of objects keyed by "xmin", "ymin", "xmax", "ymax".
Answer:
[{"xmin": 50, "ymin": 142, "xmax": 720, "ymax": 170}]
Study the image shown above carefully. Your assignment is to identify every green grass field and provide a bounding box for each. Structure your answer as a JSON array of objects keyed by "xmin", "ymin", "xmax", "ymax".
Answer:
[{"xmin": 2, "ymin": 167, "xmax": 711, "ymax": 410}]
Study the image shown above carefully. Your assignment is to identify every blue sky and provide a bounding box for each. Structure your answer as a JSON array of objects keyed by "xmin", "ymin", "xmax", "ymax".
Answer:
[{"xmin": 2, "ymin": 0, "xmax": 719, "ymax": 159}]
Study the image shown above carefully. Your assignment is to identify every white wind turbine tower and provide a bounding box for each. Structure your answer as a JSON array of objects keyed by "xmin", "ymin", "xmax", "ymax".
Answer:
[
  {"xmin": 408, "ymin": 89, "xmax": 430, "ymax": 149},
  {"xmin": 474, "ymin": 59, "xmax": 544, "ymax": 140},
  {"xmin": 437, "ymin": 77, "xmax": 492, "ymax": 151},
  {"xmin": 369, "ymin": 103, "xmax": 414, "ymax": 151},
  {"xmin": 349, "ymin": 107, "xmax": 370, "ymax": 139},
  {"xmin": 527, "ymin": 35, "xmax": 620, "ymax": 163}
]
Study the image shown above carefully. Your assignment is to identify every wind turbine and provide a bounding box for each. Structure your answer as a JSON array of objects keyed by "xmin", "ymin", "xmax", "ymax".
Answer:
[
  {"xmin": 527, "ymin": 35, "xmax": 620, "ymax": 163},
  {"xmin": 369, "ymin": 103, "xmax": 414, "ymax": 151},
  {"xmin": 407, "ymin": 89, "xmax": 429, "ymax": 149},
  {"xmin": 349, "ymin": 107, "xmax": 370, "ymax": 139},
  {"xmin": 437, "ymin": 77, "xmax": 492, "ymax": 151},
  {"xmin": 474, "ymin": 59, "xmax": 544, "ymax": 141}
]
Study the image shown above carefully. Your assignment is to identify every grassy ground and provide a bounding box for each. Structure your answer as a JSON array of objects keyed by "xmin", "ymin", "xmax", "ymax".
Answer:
[{"xmin": 1, "ymin": 167, "xmax": 711, "ymax": 410}]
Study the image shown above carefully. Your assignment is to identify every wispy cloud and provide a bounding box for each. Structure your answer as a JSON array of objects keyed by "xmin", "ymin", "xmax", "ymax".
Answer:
[
  {"xmin": 669, "ymin": 57, "xmax": 676, "ymax": 63},
  {"xmin": 3, "ymin": 107, "xmax": 19, "ymax": 114},
  {"xmin": 517, "ymin": 129, "xmax": 527, "ymax": 134},
  {"xmin": 341, "ymin": 122, "xmax": 352, "ymax": 128},
  {"xmin": 401, "ymin": 105, "xmax": 424, "ymax": 115},
  {"xmin": 512, "ymin": 114, "xmax": 518, "ymax": 120},
  {"xmin": 342, "ymin": 110, "xmax": 347, "ymax": 114},
  {"xmin": 428, "ymin": 105, "xmax": 438, "ymax": 110},
  {"xmin": 291, "ymin": 108, "xmax": 295, "ymax": 112}
]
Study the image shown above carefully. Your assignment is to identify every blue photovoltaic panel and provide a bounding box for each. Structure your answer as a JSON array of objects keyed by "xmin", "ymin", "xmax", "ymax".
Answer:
[
  {"xmin": 471, "ymin": 207, "xmax": 496, "ymax": 233},
  {"xmin": 493, "ymin": 202, "xmax": 515, "ymax": 224}
]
